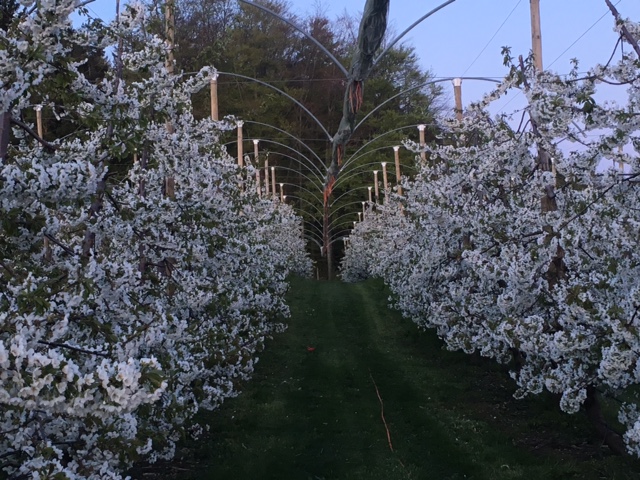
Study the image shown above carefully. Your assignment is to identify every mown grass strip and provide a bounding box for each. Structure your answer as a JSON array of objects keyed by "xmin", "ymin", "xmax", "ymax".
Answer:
[{"xmin": 145, "ymin": 278, "xmax": 639, "ymax": 480}]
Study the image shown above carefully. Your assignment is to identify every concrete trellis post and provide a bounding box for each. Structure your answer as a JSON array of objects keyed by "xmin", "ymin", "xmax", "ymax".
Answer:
[
  {"xmin": 279, "ymin": 183, "xmax": 284, "ymax": 202},
  {"xmin": 530, "ymin": 0, "xmax": 543, "ymax": 71},
  {"xmin": 362, "ymin": 201, "xmax": 366, "ymax": 219},
  {"xmin": 368, "ymin": 186, "xmax": 373, "ymax": 203},
  {"xmin": 373, "ymin": 170, "xmax": 380, "ymax": 204},
  {"xmin": 393, "ymin": 145, "xmax": 402, "ymax": 195},
  {"xmin": 271, "ymin": 166, "xmax": 276, "ymax": 199},
  {"xmin": 237, "ymin": 120, "xmax": 244, "ymax": 168},
  {"xmin": 264, "ymin": 154, "xmax": 270, "ymax": 198},
  {"xmin": 35, "ymin": 104, "xmax": 43, "ymax": 139},
  {"xmin": 253, "ymin": 139, "xmax": 260, "ymax": 196},
  {"xmin": 453, "ymin": 78, "xmax": 463, "ymax": 121},
  {"xmin": 358, "ymin": 212, "xmax": 362, "ymax": 222},
  {"xmin": 37, "ymin": 104, "xmax": 51, "ymax": 260},
  {"xmin": 381, "ymin": 162, "xmax": 389, "ymax": 201},
  {"xmin": 418, "ymin": 124, "xmax": 426, "ymax": 162},
  {"xmin": 210, "ymin": 73, "xmax": 219, "ymax": 121}
]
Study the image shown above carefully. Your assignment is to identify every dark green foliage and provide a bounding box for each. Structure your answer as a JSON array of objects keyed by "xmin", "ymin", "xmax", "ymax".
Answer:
[
  {"xmin": 143, "ymin": 0, "xmax": 443, "ymax": 265},
  {"xmin": 0, "ymin": 0, "xmax": 19, "ymax": 30}
]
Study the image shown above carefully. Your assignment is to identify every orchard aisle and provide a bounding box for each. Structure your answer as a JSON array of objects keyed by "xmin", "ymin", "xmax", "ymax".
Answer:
[{"xmin": 159, "ymin": 279, "xmax": 635, "ymax": 480}]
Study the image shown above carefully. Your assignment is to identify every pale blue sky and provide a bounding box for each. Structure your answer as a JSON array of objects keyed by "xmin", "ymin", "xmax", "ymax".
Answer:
[{"xmin": 80, "ymin": 0, "xmax": 639, "ymax": 116}]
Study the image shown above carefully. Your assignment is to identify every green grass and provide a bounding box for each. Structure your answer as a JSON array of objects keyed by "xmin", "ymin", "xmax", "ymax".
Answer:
[{"xmin": 139, "ymin": 278, "xmax": 640, "ymax": 479}]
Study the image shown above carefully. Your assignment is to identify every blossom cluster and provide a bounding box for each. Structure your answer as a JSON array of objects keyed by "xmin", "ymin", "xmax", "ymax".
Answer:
[
  {"xmin": 1, "ymin": 1, "xmax": 311, "ymax": 478},
  {"xmin": 342, "ymin": 16, "xmax": 640, "ymax": 457}
]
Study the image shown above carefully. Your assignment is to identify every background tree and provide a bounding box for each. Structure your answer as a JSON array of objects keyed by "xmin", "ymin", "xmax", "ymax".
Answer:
[{"xmin": 147, "ymin": 0, "xmax": 444, "ymax": 274}]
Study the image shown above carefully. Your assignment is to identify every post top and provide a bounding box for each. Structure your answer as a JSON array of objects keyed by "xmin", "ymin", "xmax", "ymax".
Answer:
[
  {"xmin": 453, "ymin": 77, "xmax": 462, "ymax": 87},
  {"xmin": 417, "ymin": 124, "xmax": 426, "ymax": 131},
  {"xmin": 253, "ymin": 139, "xmax": 259, "ymax": 145},
  {"xmin": 381, "ymin": 162, "xmax": 387, "ymax": 167},
  {"xmin": 393, "ymin": 145, "xmax": 400, "ymax": 152}
]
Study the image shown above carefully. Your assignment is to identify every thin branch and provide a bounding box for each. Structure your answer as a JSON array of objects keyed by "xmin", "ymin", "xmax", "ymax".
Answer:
[
  {"xmin": 605, "ymin": 0, "xmax": 640, "ymax": 58},
  {"xmin": 369, "ymin": 370, "xmax": 395, "ymax": 453},
  {"xmin": 10, "ymin": 117, "xmax": 56, "ymax": 152},
  {"xmin": 38, "ymin": 341, "xmax": 109, "ymax": 358},
  {"xmin": 43, "ymin": 233, "xmax": 80, "ymax": 257}
]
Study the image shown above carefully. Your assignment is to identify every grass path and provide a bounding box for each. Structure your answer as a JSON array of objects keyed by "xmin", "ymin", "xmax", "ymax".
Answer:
[{"xmin": 164, "ymin": 278, "xmax": 637, "ymax": 480}]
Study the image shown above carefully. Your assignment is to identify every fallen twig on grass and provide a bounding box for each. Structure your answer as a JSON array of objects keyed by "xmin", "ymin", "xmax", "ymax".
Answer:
[{"xmin": 369, "ymin": 370, "xmax": 394, "ymax": 452}]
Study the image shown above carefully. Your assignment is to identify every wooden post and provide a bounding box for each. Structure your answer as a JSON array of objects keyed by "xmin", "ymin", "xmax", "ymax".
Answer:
[
  {"xmin": 530, "ymin": 0, "xmax": 543, "ymax": 71},
  {"xmin": 164, "ymin": 176, "xmax": 175, "ymax": 199},
  {"xmin": 210, "ymin": 73, "xmax": 219, "ymax": 121},
  {"xmin": 368, "ymin": 186, "xmax": 373, "ymax": 203},
  {"xmin": 236, "ymin": 120, "xmax": 244, "ymax": 168},
  {"xmin": 418, "ymin": 124, "xmax": 426, "ymax": 162},
  {"xmin": 453, "ymin": 78, "xmax": 463, "ymax": 120},
  {"xmin": 373, "ymin": 170, "xmax": 380, "ymax": 203},
  {"xmin": 271, "ymin": 166, "xmax": 276, "ymax": 199},
  {"xmin": 279, "ymin": 183, "xmax": 284, "ymax": 202},
  {"xmin": 361, "ymin": 201, "xmax": 366, "ymax": 219},
  {"xmin": 393, "ymin": 146, "xmax": 402, "ymax": 195},
  {"xmin": 381, "ymin": 162, "xmax": 389, "ymax": 201}
]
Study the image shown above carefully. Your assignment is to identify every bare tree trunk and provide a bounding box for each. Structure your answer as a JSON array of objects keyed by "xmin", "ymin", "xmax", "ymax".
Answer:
[{"xmin": 584, "ymin": 386, "xmax": 627, "ymax": 456}]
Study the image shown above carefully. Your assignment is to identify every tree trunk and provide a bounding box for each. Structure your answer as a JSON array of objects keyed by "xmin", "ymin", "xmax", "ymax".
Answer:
[{"xmin": 583, "ymin": 386, "xmax": 627, "ymax": 456}]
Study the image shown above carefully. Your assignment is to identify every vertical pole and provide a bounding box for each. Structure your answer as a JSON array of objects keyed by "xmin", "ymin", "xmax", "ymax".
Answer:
[
  {"xmin": 279, "ymin": 183, "xmax": 284, "ymax": 202},
  {"xmin": 418, "ymin": 124, "xmax": 426, "ymax": 162},
  {"xmin": 264, "ymin": 155, "xmax": 270, "ymax": 197},
  {"xmin": 165, "ymin": 0, "xmax": 175, "ymax": 135},
  {"xmin": 362, "ymin": 201, "xmax": 366, "ymax": 218},
  {"xmin": 236, "ymin": 120, "xmax": 244, "ymax": 168},
  {"xmin": 39, "ymin": 104, "xmax": 50, "ymax": 261},
  {"xmin": 358, "ymin": 212, "xmax": 362, "ymax": 222},
  {"xmin": 210, "ymin": 73, "xmax": 219, "ymax": 121},
  {"xmin": 373, "ymin": 170, "xmax": 380, "ymax": 203},
  {"xmin": 368, "ymin": 186, "xmax": 373, "ymax": 203},
  {"xmin": 35, "ymin": 105, "xmax": 43, "ymax": 139},
  {"xmin": 453, "ymin": 78, "xmax": 463, "ymax": 120},
  {"xmin": 164, "ymin": 0, "xmax": 176, "ymax": 262},
  {"xmin": 165, "ymin": 0, "xmax": 175, "ymax": 74},
  {"xmin": 618, "ymin": 146, "xmax": 624, "ymax": 173},
  {"xmin": 253, "ymin": 139, "xmax": 260, "ymax": 197},
  {"xmin": 530, "ymin": 0, "xmax": 543, "ymax": 71},
  {"xmin": 271, "ymin": 166, "xmax": 276, "ymax": 198},
  {"xmin": 393, "ymin": 146, "xmax": 402, "ymax": 195},
  {"xmin": 164, "ymin": 177, "xmax": 175, "ymax": 199},
  {"xmin": 381, "ymin": 162, "xmax": 389, "ymax": 202}
]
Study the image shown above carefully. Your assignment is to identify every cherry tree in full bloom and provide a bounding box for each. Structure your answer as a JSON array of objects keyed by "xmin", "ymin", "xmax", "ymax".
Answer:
[
  {"xmin": 0, "ymin": 1, "xmax": 311, "ymax": 477},
  {"xmin": 343, "ymin": 12, "xmax": 640, "ymax": 457}
]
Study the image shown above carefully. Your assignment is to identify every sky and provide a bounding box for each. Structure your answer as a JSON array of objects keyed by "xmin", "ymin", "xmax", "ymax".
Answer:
[{"xmin": 81, "ymin": 0, "xmax": 639, "ymax": 117}]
